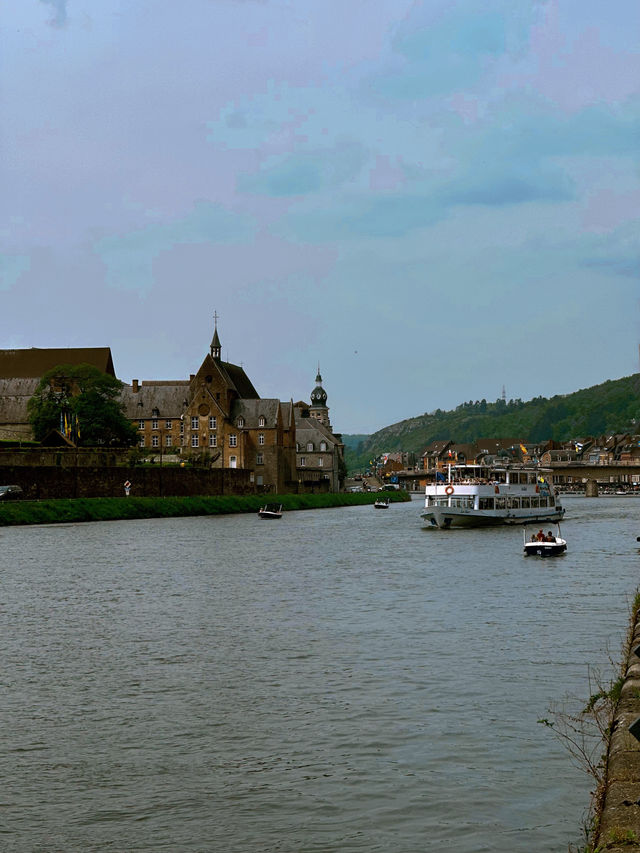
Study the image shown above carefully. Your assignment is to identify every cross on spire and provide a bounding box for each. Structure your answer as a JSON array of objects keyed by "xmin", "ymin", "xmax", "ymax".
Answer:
[{"xmin": 210, "ymin": 311, "xmax": 222, "ymax": 359}]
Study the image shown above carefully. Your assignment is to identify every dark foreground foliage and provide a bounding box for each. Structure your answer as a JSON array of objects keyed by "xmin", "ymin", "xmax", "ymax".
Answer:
[{"xmin": 0, "ymin": 491, "xmax": 411, "ymax": 527}]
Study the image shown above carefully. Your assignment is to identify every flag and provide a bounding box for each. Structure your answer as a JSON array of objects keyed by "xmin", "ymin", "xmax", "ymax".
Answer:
[{"xmin": 520, "ymin": 444, "xmax": 528, "ymax": 455}]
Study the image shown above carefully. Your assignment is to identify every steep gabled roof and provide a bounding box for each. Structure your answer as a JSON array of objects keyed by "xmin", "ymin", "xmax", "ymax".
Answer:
[
  {"xmin": 0, "ymin": 347, "xmax": 115, "ymax": 378},
  {"xmin": 231, "ymin": 398, "xmax": 281, "ymax": 428},
  {"xmin": 219, "ymin": 360, "xmax": 259, "ymax": 399},
  {"xmin": 120, "ymin": 381, "xmax": 190, "ymax": 418}
]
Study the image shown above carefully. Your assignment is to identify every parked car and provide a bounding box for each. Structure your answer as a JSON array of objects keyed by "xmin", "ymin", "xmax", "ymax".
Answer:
[{"xmin": 0, "ymin": 484, "xmax": 24, "ymax": 500}]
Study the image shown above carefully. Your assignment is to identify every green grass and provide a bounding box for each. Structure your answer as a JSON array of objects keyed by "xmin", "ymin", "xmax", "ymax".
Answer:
[{"xmin": 0, "ymin": 490, "xmax": 411, "ymax": 526}]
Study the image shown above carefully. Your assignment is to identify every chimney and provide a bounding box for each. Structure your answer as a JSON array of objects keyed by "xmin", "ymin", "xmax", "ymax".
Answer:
[{"xmin": 132, "ymin": 379, "xmax": 139, "ymax": 393}]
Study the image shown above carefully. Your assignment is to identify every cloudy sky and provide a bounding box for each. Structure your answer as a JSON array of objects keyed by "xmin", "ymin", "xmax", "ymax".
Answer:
[{"xmin": 2, "ymin": 1, "xmax": 639, "ymax": 433}]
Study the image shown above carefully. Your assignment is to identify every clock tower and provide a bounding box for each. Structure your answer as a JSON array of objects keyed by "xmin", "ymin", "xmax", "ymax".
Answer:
[{"xmin": 309, "ymin": 366, "xmax": 331, "ymax": 430}]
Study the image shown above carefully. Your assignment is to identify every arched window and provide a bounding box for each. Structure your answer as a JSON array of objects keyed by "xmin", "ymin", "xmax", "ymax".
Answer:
[
  {"xmin": 258, "ymin": 416, "xmax": 265, "ymax": 427},
  {"xmin": 237, "ymin": 417, "xmax": 244, "ymax": 428}
]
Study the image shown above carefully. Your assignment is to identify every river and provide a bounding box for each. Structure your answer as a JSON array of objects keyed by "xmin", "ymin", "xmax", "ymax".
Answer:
[{"xmin": 2, "ymin": 495, "xmax": 639, "ymax": 852}]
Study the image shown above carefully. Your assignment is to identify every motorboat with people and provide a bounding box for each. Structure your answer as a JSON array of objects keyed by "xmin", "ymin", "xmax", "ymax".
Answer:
[
  {"xmin": 523, "ymin": 524, "xmax": 567, "ymax": 557},
  {"xmin": 258, "ymin": 503, "xmax": 283, "ymax": 519},
  {"xmin": 421, "ymin": 461, "xmax": 565, "ymax": 529},
  {"xmin": 374, "ymin": 498, "xmax": 390, "ymax": 509}
]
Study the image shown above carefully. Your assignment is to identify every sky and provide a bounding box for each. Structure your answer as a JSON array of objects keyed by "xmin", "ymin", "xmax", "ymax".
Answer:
[{"xmin": 1, "ymin": 1, "xmax": 639, "ymax": 434}]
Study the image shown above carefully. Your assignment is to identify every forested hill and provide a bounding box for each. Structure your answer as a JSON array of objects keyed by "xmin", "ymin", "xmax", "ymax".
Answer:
[{"xmin": 344, "ymin": 373, "xmax": 640, "ymax": 472}]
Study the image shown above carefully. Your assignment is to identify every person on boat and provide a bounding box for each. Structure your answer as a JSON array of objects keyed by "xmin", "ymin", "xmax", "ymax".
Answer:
[
  {"xmin": 545, "ymin": 531, "xmax": 555, "ymax": 542},
  {"xmin": 530, "ymin": 534, "xmax": 537, "ymax": 542},
  {"xmin": 536, "ymin": 529, "xmax": 545, "ymax": 541}
]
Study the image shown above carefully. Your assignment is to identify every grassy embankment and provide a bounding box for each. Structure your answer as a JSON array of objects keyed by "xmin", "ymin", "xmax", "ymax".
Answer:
[{"xmin": 0, "ymin": 490, "xmax": 411, "ymax": 526}]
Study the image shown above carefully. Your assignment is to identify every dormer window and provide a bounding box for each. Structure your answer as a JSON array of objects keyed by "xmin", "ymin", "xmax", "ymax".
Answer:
[
  {"xmin": 258, "ymin": 416, "xmax": 265, "ymax": 427},
  {"xmin": 320, "ymin": 442, "xmax": 327, "ymax": 451},
  {"xmin": 237, "ymin": 417, "xmax": 244, "ymax": 428},
  {"xmin": 307, "ymin": 442, "xmax": 314, "ymax": 452}
]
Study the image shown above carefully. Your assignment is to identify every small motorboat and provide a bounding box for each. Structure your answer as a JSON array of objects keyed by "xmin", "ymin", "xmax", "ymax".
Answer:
[
  {"xmin": 374, "ymin": 498, "xmax": 390, "ymax": 509},
  {"xmin": 524, "ymin": 524, "xmax": 567, "ymax": 557},
  {"xmin": 258, "ymin": 503, "xmax": 283, "ymax": 519}
]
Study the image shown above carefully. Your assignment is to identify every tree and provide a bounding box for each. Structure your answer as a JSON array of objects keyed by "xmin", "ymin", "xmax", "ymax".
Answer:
[{"xmin": 28, "ymin": 364, "xmax": 138, "ymax": 447}]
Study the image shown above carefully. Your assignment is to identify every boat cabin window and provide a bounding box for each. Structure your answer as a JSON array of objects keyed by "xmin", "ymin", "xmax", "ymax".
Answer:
[
  {"xmin": 479, "ymin": 498, "xmax": 494, "ymax": 510},
  {"xmin": 495, "ymin": 497, "xmax": 506, "ymax": 509},
  {"xmin": 521, "ymin": 497, "xmax": 530, "ymax": 508}
]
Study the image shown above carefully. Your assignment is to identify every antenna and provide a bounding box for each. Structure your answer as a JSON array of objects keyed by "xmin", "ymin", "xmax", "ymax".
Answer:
[{"xmin": 501, "ymin": 385, "xmax": 506, "ymax": 402}]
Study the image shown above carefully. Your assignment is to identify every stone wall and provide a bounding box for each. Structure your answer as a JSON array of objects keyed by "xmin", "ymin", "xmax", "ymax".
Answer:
[
  {"xmin": 589, "ymin": 603, "xmax": 640, "ymax": 851},
  {"xmin": 0, "ymin": 465, "xmax": 253, "ymax": 499}
]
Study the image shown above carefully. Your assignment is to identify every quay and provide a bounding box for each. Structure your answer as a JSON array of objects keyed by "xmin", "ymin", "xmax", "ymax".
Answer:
[{"xmin": 590, "ymin": 595, "xmax": 640, "ymax": 851}]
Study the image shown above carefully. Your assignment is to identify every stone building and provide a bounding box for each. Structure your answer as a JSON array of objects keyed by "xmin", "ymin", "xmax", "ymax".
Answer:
[
  {"xmin": 293, "ymin": 369, "xmax": 345, "ymax": 492},
  {"xmin": 121, "ymin": 323, "xmax": 298, "ymax": 493}
]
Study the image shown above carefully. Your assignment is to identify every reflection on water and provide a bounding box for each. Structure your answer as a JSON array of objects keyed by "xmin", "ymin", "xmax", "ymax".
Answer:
[{"xmin": 1, "ymin": 496, "xmax": 638, "ymax": 852}]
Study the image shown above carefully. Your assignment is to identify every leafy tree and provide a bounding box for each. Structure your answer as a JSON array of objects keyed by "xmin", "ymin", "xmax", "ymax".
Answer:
[{"xmin": 28, "ymin": 364, "xmax": 138, "ymax": 447}]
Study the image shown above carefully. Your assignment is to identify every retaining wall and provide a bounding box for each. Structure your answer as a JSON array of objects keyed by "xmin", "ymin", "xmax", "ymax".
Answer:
[
  {"xmin": 0, "ymin": 465, "xmax": 253, "ymax": 499},
  {"xmin": 591, "ymin": 609, "xmax": 640, "ymax": 851}
]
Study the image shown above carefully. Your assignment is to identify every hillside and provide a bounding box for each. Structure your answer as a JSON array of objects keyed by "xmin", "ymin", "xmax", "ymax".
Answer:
[{"xmin": 344, "ymin": 373, "xmax": 640, "ymax": 472}]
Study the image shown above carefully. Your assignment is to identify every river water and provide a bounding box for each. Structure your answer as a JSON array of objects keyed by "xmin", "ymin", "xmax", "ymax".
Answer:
[{"xmin": 2, "ymin": 495, "xmax": 639, "ymax": 852}]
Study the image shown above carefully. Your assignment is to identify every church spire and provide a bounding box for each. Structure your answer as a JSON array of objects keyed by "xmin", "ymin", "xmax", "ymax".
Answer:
[{"xmin": 210, "ymin": 311, "xmax": 221, "ymax": 360}]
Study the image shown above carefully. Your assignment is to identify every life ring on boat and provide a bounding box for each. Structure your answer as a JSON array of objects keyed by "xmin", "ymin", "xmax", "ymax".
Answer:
[
  {"xmin": 445, "ymin": 485, "xmax": 454, "ymax": 496},
  {"xmin": 494, "ymin": 485, "xmax": 500, "ymax": 494}
]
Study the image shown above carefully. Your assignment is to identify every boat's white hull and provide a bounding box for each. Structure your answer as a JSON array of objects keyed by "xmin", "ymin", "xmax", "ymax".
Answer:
[
  {"xmin": 524, "ymin": 539, "xmax": 567, "ymax": 556},
  {"xmin": 421, "ymin": 506, "xmax": 565, "ymax": 529}
]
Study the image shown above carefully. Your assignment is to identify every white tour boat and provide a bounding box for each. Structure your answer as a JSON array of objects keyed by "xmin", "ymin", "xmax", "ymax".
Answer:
[{"xmin": 421, "ymin": 462, "xmax": 565, "ymax": 529}]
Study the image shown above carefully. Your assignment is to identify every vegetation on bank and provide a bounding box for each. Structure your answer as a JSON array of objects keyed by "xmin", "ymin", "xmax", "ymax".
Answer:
[
  {"xmin": 345, "ymin": 373, "xmax": 640, "ymax": 472},
  {"xmin": 0, "ymin": 490, "xmax": 411, "ymax": 527},
  {"xmin": 28, "ymin": 363, "xmax": 137, "ymax": 446}
]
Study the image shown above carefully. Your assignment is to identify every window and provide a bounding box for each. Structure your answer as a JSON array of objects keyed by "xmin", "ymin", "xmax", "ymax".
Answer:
[
  {"xmin": 320, "ymin": 442, "xmax": 327, "ymax": 451},
  {"xmin": 307, "ymin": 442, "xmax": 313, "ymax": 451},
  {"xmin": 165, "ymin": 419, "xmax": 172, "ymax": 430},
  {"xmin": 152, "ymin": 436, "xmax": 159, "ymax": 448},
  {"xmin": 191, "ymin": 435, "xmax": 199, "ymax": 447},
  {"xmin": 139, "ymin": 438, "xmax": 145, "ymax": 448},
  {"xmin": 209, "ymin": 416, "xmax": 217, "ymax": 430},
  {"xmin": 229, "ymin": 455, "xmax": 237, "ymax": 468},
  {"xmin": 138, "ymin": 419, "xmax": 144, "ymax": 430},
  {"xmin": 258, "ymin": 433, "xmax": 265, "ymax": 445},
  {"xmin": 256, "ymin": 453, "xmax": 264, "ymax": 465},
  {"xmin": 237, "ymin": 417, "xmax": 244, "ymax": 428},
  {"xmin": 165, "ymin": 436, "xmax": 172, "ymax": 447},
  {"xmin": 258, "ymin": 416, "xmax": 265, "ymax": 427},
  {"xmin": 209, "ymin": 434, "xmax": 217, "ymax": 447},
  {"xmin": 152, "ymin": 419, "xmax": 158, "ymax": 430},
  {"xmin": 180, "ymin": 421, "xmax": 184, "ymax": 435},
  {"xmin": 300, "ymin": 456, "xmax": 306, "ymax": 467},
  {"xmin": 191, "ymin": 416, "xmax": 199, "ymax": 430},
  {"xmin": 229, "ymin": 434, "xmax": 237, "ymax": 447},
  {"xmin": 318, "ymin": 458, "xmax": 323, "ymax": 467}
]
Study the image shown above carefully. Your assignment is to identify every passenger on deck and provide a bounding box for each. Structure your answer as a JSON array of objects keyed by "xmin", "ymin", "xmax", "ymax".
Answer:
[
  {"xmin": 536, "ymin": 529, "xmax": 545, "ymax": 541},
  {"xmin": 545, "ymin": 531, "xmax": 555, "ymax": 542}
]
